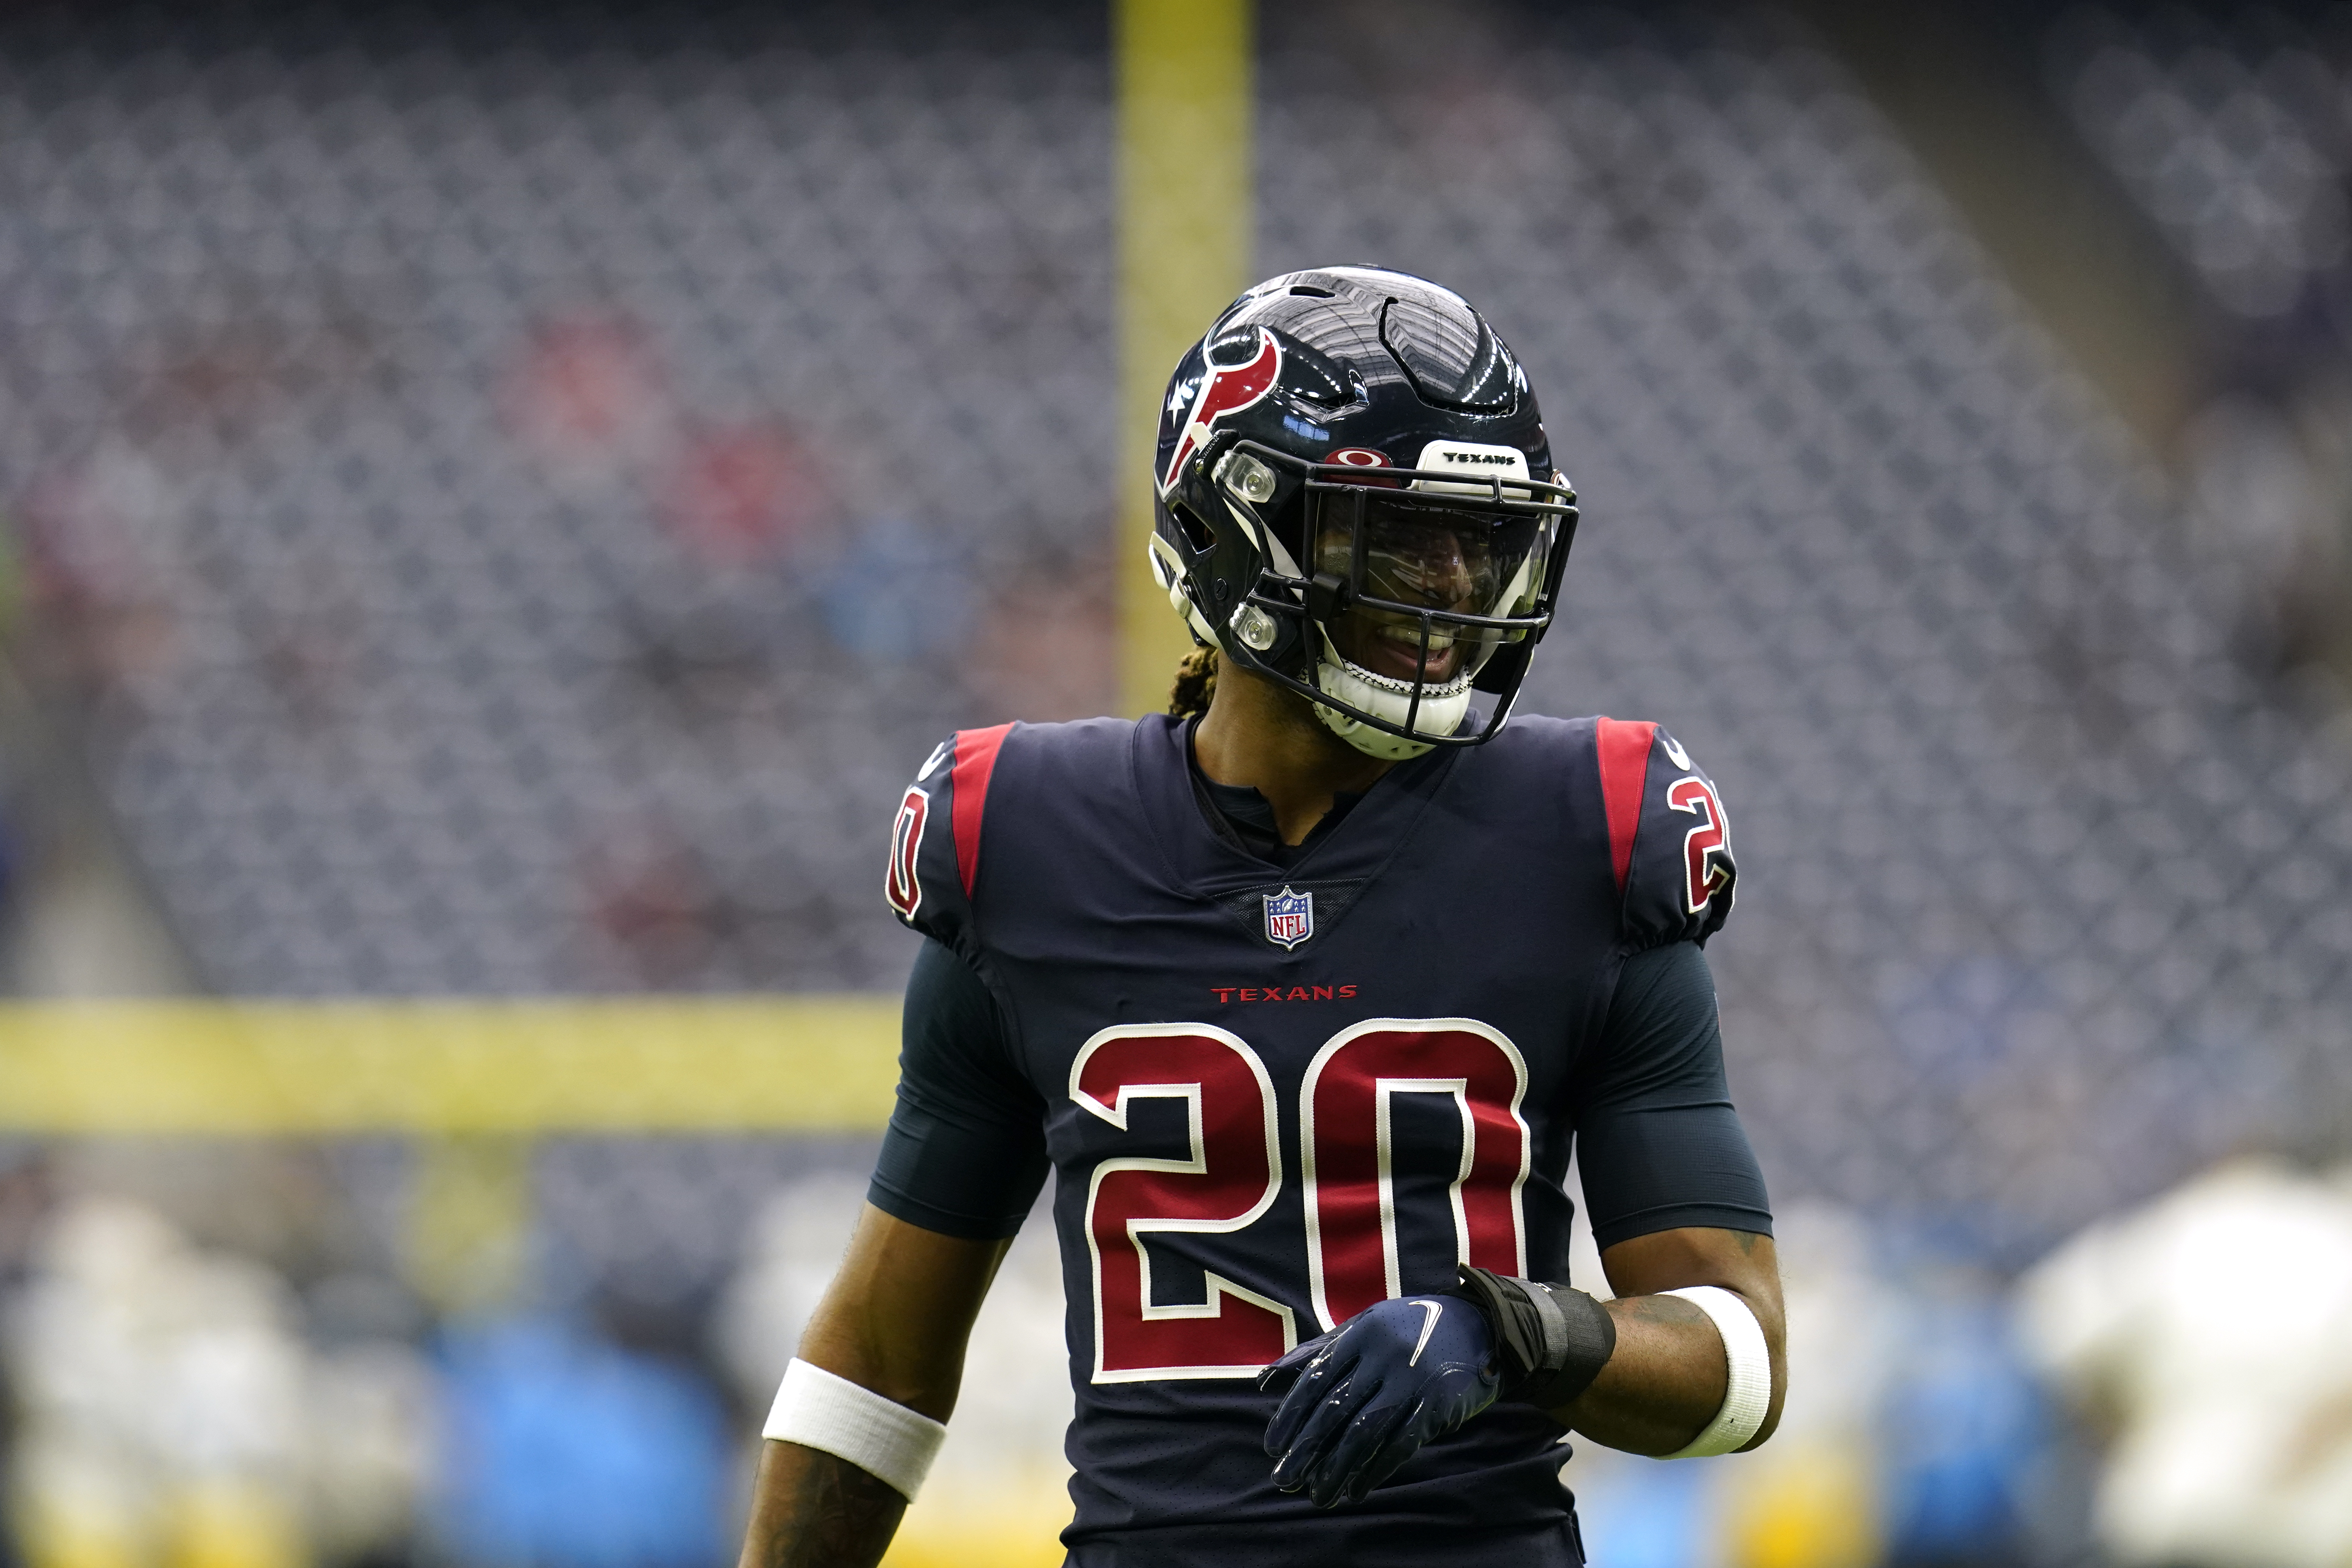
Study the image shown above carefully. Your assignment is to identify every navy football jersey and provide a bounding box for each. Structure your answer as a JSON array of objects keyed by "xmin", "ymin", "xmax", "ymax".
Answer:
[{"xmin": 880, "ymin": 713, "xmax": 1743, "ymax": 1566}]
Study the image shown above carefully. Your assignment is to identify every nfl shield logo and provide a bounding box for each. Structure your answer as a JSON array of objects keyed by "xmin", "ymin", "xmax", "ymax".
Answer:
[{"xmin": 1263, "ymin": 886, "xmax": 1314, "ymax": 950}]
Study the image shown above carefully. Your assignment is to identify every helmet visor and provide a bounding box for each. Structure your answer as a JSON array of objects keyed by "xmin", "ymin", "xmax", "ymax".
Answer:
[{"xmin": 1310, "ymin": 491, "xmax": 1552, "ymax": 688}]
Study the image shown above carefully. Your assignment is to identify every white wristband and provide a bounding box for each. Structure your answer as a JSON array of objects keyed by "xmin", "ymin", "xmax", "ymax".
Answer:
[
  {"xmin": 1659, "ymin": 1286, "xmax": 1771, "ymax": 1458},
  {"xmin": 762, "ymin": 1358, "xmax": 947, "ymax": 1500}
]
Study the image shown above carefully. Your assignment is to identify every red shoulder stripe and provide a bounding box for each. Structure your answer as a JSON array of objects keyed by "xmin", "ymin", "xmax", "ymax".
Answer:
[
  {"xmin": 1595, "ymin": 718, "xmax": 1657, "ymax": 895},
  {"xmin": 951, "ymin": 723, "xmax": 1014, "ymax": 898}
]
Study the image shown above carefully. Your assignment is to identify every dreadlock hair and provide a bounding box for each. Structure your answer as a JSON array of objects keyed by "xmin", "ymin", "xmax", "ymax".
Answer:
[{"xmin": 1169, "ymin": 645, "xmax": 1219, "ymax": 719}]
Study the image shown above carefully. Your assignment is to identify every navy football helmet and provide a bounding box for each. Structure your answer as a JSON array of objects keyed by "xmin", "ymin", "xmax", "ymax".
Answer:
[{"xmin": 1149, "ymin": 266, "xmax": 1577, "ymax": 758}]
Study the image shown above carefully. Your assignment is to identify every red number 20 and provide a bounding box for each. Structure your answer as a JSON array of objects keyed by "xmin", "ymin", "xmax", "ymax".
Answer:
[{"xmin": 1071, "ymin": 1019, "xmax": 1530, "ymax": 1382}]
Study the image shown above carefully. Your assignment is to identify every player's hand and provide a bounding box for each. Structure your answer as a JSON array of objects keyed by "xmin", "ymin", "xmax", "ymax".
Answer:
[{"xmin": 1258, "ymin": 1294, "xmax": 1501, "ymax": 1508}]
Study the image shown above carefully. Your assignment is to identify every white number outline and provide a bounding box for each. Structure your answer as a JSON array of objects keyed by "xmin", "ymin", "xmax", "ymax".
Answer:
[
  {"xmin": 885, "ymin": 785, "xmax": 929, "ymax": 918},
  {"xmin": 1666, "ymin": 775, "xmax": 1732, "ymax": 916},
  {"xmin": 1298, "ymin": 1018, "xmax": 1532, "ymax": 1333},
  {"xmin": 1070, "ymin": 1023, "xmax": 1299, "ymax": 1384}
]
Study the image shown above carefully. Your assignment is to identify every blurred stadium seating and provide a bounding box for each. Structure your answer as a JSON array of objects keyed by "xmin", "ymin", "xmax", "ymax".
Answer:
[
  {"xmin": 0, "ymin": 2, "xmax": 2346, "ymax": 1565},
  {"xmin": 2052, "ymin": 4, "xmax": 2352, "ymax": 692},
  {"xmin": 2058, "ymin": 6, "xmax": 2351, "ymax": 324},
  {"xmin": 1249, "ymin": 0, "xmax": 2352, "ymax": 1262},
  {"xmin": 0, "ymin": 0, "xmax": 1113, "ymax": 999}
]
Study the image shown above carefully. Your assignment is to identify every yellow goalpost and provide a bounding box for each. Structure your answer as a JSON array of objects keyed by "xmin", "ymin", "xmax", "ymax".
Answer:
[{"xmin": 1117, "ymin": 0, "xmax": 1255, "ymax": 721}]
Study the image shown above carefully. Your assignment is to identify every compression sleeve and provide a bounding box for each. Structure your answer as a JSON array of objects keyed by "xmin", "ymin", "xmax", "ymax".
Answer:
[
  {"xmin": 866, "ymin": 938, "xmax": 1051, "ymax": 1240},
  {"xmin": 1573, "ymin": 941, "xmax": 1773, "ymax": 1252}
]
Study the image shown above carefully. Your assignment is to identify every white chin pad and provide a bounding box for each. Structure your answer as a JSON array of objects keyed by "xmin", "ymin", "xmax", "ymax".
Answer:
[{"xmin": 1311, "ymin": 636, "xmax": 1471, "ymax": 760}]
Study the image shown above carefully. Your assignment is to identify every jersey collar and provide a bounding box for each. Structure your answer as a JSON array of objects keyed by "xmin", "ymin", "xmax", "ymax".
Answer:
[{"xmin": 1130, "ymin": 713, "xmax": 1460, "ymax": 898}]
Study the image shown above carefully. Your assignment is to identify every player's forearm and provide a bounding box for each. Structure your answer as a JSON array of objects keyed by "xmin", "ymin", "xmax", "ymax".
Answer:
[
  {"xmin": 1558, "ymin": 1228, "xmax": 1788, "ymax": 1456},
  {"xmin": 737, "ymin": 1208, "xmax": 1010, "ymax": 1568},
  {"xmin": 797, "ymin": 1205, "xmax": 1009, "ymax": 1414},
  {"xmin": 1555, "ymin": 1291, "xmax": 1738, "ymax": 1454},
  {"xmin": 740, "ymin": 1439, "xmax": 905, "ymax": 1568}
]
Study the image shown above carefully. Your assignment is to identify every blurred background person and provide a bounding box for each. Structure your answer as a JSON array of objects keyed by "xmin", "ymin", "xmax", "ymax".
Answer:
[{"xmin": 2018, "ymin": 1158, "xmax": 2352, "ymax": 1568}]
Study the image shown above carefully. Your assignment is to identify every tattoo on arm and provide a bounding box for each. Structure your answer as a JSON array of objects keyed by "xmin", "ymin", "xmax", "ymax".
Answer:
[
  {"xmin": 1619, "ymin": 1292, "xmax": 1707, "ymax": 1329},
  {"xmin": 761, "ymin": 1449, "xmax": 907, "ymax": 1568}
]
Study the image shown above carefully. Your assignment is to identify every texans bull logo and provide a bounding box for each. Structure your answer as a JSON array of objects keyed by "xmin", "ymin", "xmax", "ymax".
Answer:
[{"xmin": 1161, "ymin": 327, "xmax": 1282, "ymax": 494}]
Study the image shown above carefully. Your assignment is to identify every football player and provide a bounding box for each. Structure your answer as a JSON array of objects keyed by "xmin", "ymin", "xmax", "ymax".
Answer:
[{"xmin": 742, "ymin": 266, "xmax": 1784, "ymax": 1568}]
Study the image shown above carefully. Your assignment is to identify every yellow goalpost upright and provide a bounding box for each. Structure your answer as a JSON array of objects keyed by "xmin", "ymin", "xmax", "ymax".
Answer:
[{"xmin": 1116, "ymin": 0, "xmax": 1255, "ymax": 721}]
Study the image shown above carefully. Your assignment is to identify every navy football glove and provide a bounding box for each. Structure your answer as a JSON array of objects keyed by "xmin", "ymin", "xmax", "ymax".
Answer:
[{"xmin": 1259, "ymin": 1294, "xmax": 1501, "ymax": 1508}]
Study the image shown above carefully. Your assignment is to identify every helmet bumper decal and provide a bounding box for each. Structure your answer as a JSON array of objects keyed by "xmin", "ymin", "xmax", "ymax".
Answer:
[{"xmin": 1407, "ymin": 439, "xmax": 1529, "ymax": 493}]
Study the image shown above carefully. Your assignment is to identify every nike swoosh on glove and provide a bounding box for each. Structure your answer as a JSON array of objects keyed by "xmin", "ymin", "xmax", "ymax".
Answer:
[{"xmin": 1259, "ymin": 1294, "xmax": 1501, "ymax": 1508}]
